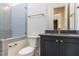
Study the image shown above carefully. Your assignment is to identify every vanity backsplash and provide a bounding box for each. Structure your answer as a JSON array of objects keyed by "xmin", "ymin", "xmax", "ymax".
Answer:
[{"xmin": 45, "ymin": 30, "xmax": 79, "ymax": 34}]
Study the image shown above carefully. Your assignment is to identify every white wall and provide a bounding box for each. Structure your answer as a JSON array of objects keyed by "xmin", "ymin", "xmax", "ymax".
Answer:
[
  {"xmin": 27, "ymin": 3, "xmax": 48, "ymax": 37},
  {"xmin": 69, "ymin": 4, "xmax": 75, "ymax": 30}
]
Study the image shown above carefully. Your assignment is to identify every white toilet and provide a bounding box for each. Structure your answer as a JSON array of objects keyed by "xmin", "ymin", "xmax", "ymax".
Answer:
[
  {"xmin": 18, "ymin": 38, "xmax": 37, "ymax": 56},
  {"xmin": 18, "ymin": 46, "xmax": 35, "ymax": 56}
]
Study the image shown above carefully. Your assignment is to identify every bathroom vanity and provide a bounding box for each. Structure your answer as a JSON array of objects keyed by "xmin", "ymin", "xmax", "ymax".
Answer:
[{"xmin": 39, "ymin": 30, "xmax": 79, "ymax": 56}]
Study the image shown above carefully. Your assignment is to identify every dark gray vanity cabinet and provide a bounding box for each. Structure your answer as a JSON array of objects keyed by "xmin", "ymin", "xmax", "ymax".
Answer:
[
  {"xmin": 40, "ymin": 35, "xmax": 79, "ymax": 56},
  {"xmin": 61, "ymin": 37, "xmax": 79, "ymax": 56},
  {"xmin": 40, "ymin": 36, "xmax": 60, "ymax": 56}
]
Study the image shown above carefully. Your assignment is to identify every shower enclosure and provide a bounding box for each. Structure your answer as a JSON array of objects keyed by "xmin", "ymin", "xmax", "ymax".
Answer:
[
  {"xmin": 0, "ymin": 3, "xmax": 27, "ymax": 39},
  {"xmin": 0, "ymin": 3, "xmax": 11, "ymax": 39}
]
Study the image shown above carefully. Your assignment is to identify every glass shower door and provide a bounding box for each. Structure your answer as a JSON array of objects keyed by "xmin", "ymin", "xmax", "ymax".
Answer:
[{"xmin": 0, "ymin": 4, "xmax": 11, "ymax": 39}]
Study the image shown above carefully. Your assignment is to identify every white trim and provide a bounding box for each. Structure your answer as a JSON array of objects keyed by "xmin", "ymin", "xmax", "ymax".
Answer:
[
  {"xmin": 0, "ymin": 35, "xmax": 27, "ymax": 41},
  {"xmin": 27, "ymin": 36, "xmax": 40, "ymax": 39}
]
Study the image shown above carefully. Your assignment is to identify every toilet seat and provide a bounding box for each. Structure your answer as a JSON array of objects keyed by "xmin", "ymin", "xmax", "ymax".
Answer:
[{"xmin": 19, "ymin": 46, "xmax": 35, "ymax": 55}]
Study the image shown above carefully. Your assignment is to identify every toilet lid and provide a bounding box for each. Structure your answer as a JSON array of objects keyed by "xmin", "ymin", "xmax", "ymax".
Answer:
[{"xmin": 19, "ymin": 46, "xmax": 35, "ymax": 55}]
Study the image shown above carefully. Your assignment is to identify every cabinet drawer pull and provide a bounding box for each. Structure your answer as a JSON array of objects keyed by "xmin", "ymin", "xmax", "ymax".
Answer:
[
  {"xmin": 61, "ymin": 40, "xmax": 63, "ymax": 43},
  {"xmin": 56, "ymin": 40, "xmax": 58, "ymax": 42}
]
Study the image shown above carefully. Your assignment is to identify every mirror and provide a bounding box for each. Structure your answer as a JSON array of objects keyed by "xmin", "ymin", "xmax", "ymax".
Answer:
[
  {"xmin": 0, "ymin": 3, "xmax": 27, "ymax": 39},
  {"xmin": 54, "ymin": 7, "xmax": 65, "ymax": 30},
  {"xmin": 53, "ymin": 3, "xmax": 75, "ymax": 30}
]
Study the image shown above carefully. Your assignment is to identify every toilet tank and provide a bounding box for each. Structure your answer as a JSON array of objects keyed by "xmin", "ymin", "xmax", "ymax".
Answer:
[
  {"xmin": 28, "ymin": 36, "xmax": 40, "ymax": 48},
  {"xmin": 8, "ymin": 39, "xmax": 28, "ymax": 56}
]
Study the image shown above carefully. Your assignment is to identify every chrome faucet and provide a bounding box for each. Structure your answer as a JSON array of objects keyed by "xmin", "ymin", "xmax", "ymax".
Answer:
[{"xmin": 58, "ymin": 28, "xmax": 61, "ymax": 34}]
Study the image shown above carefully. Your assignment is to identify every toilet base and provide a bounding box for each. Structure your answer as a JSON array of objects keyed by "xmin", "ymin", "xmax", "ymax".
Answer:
[{"xmin": 17, "ymin": 50, "xmax": 34, "ymax": 56}]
